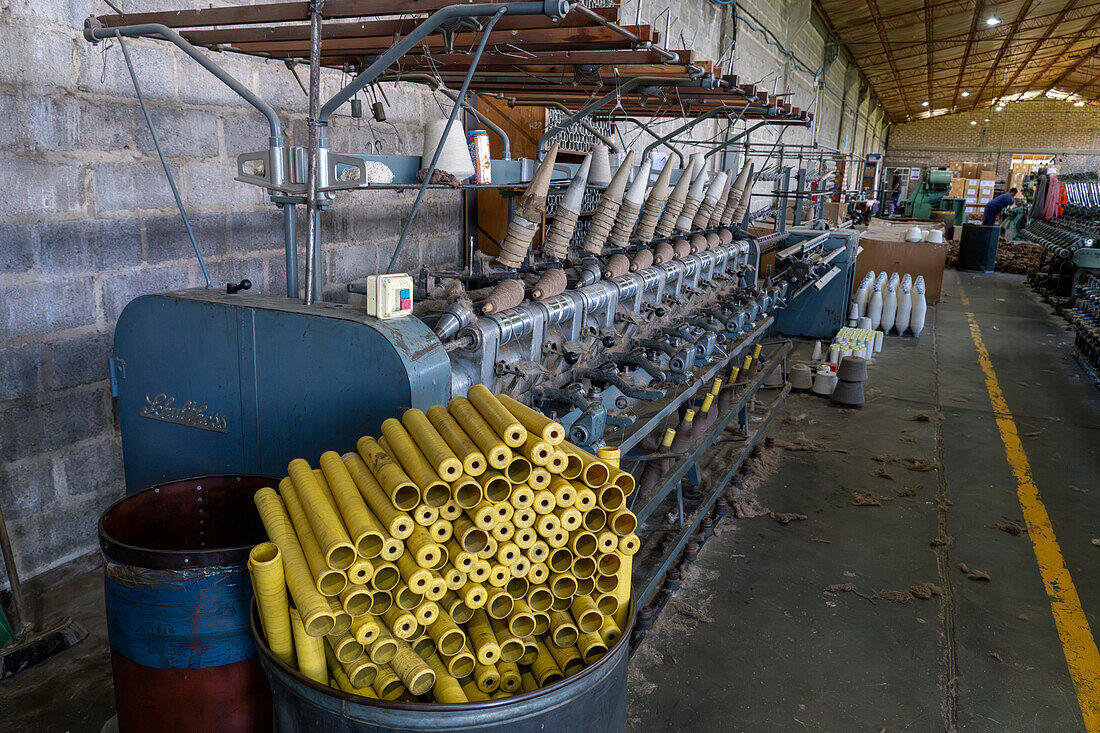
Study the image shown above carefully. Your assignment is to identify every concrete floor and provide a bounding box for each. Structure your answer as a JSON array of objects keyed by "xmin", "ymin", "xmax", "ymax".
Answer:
[
  {"xmin": 629, "ymin": 270, "xmax": 1100, "ymax": 732},
  {"xmin": 3, "ymin": 270, "xmax": 1099, "ymax": 732}
]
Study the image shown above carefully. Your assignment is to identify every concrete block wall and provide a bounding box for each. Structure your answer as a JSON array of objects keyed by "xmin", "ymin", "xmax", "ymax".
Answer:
[
  {"xmin": 0, "ymin": 0, "xmax": 462, "ymax": 580},
  {"xmin": 2, "ymin": 0, "xmax": 890, "ymax": 583},
  {"xmin": 885, "ymin": 99, "xmax": 1100, "ymax": 178}
]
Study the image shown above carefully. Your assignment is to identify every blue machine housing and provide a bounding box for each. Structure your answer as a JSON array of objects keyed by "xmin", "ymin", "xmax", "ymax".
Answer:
[
  {"xmin": 112, "ymin": 289, "xmax": 450, "ymax": 492},
  {"xmin": 772, "ymin": 227, "xmax": 861, "ymax": 338}
]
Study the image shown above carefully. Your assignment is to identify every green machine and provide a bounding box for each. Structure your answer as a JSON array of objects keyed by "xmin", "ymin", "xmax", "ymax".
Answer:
[{"xmin": 903, "ymin": 167, "xmax": 966, "ymax": 224}]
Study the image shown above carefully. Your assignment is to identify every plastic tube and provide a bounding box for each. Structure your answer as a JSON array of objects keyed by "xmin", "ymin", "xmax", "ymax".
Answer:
[
  {"xmin": 460, "ymin": 677, "xmax": 491, "ymax": 702},
  {"xmin": 255, "ymin": 488, "xmax": 336, "ymax": 637},
  {"xmin": 319, "ymin": 451, "xmax": 387, "ymax": 559},
  {"xmin": 559, "ymin": 442, "xmax": 610, "ymax": 488},
  {"xmin": 440, "ymin": 642, "xmax": 476, "ymax": 678},
  {"xmin": 381, "ymin": 419, "xmax": 450, "ymax": 507},
  {"xmin": 287, "ymin": 459, "xmax": 356, "ymax": 570},
  {"xmin": 496, "ymin": 393, "xmax": 565, "ymax": 445},
  {"xmin": 342, "ymin": 452, "xmax": 414, "ymax": 538},
  {"xmin": 547, "ymin": 641, "xmax": 584, "ymax": 676},
  {"xmin": 497, "ymin": 660, "xmax": 522, "ymax": 692},
  {"xmin": 248, "ymin": 542, "xmax": 296, "ymax": 667},
  {"xmin": 382, "ymin": 605, "xmax": 418, "ymax": 639},
  {"xmin": 327, "ymin": 596, "xmax": 353, "ymax": 635},
  {"xmin": 326, "ymin": 643, "xmax": 379, "ymax": 698},
  {"xmin": 327, "ymin": 627, "xmax": 365, "ymax": 664},
  {"xmin": 530, "ymin": 637, "xmax": 564, "ymax": 686},
  {"xmin": 599, "ymin": 615, "xmax": 621, "ymax": 647},
  {"xmin": 424, "ymin": 403, "xmax": 488, "ymax": 477},
  {"xmin": 276, "ymin": 479, "xmax": 348, "ymax": 598},
  {"xmin": 448, "ymin": 396, "xmax": 512, "ymax": 469},
  {"xmin": 467, "ymin": 385, "xmax": 527, "ymax": 447},
  {"xmin": 290, "ymin": 607, "xmax": 327, "ymax": 683},
  {"xmin": 522, "ymin": 434, "xmax": 554, "ymax": 467},
  {"xmin": 466, "ymin": 609, "xmax": 502, "ymax": 664},
  {"xmin": 426, "ymin": 654, "xmax": 469, "ymax": 703},
  {"xmin": 403, "ymin": 408, "xmax": 464, "ymax": 482},
  {"xmin": 486, "ymin": 615, "xmax": 523, "ymax": 663},
  {"xmin": 339, "ymin": 583, "xmax": 374, "ymax": 617},
  {"xmin": 372, "ymin": 663, "xmax": 405, "ymax": 700},
  {"xmin": 389, "ymin": 637, "xmax": 435, "ymax": 695},
  {"xmin": 350, "ymin": 614, "xmax": 381, "ymax": 646}
]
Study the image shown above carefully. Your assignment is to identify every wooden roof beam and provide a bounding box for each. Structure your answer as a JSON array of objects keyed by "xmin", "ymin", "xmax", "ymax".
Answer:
[
  {"xmin": 950, "ymin": 0, "xmax": 983, "ymax": 109},
  {"xmin": 1041, "ymin": 8, "xmax": 1100, "ymax": 93}
]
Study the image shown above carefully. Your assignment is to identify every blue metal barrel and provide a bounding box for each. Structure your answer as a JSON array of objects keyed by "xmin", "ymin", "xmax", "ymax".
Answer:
[
  {"xmin": 252, "ymin": 603, "xmax": 634, "ymax": 732},
  {"xmin": 98, "ymin": 474, "xmax": 274, "ymax": 732}
]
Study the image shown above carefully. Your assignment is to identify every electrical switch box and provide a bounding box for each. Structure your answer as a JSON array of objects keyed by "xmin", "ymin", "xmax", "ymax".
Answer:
[{"xmin": 364, "ymin": 274, "xmax": 414, "ymax": 319}]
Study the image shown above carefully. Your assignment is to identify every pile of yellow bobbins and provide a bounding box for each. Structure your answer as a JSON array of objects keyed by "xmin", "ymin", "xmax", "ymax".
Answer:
[{"xmin": 248, "ymin": 385, "xmax": 640, "ymax": 703}]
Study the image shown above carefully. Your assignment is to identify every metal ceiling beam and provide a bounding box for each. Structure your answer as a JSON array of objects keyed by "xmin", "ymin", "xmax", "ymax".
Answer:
[
  {"xmin": 864, "ymin": 0, "xmax": 912, "ymax": 119},
  {"xmin": 950, "ymin": 0, "xmax": 983, "ymax": 110},
  {"xmin": 924, "ymin": 0, "xmax": 933, "ymax": 111},
  {"xmin": 1040, "ymin": 8, "xmax": 1100, "ymax": 93},
  {"xmin": 989, "ymin": 0, "xmax": 1083, "ymax": 107},
  {"xmin": 969, "ymin": 0, "xmax": 1035, "ymax": 109}
]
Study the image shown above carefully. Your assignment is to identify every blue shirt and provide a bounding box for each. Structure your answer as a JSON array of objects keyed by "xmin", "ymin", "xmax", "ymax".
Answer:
[{"xmin": 983, "ymin": 192, "xmax": 1014, "ymax": 224}]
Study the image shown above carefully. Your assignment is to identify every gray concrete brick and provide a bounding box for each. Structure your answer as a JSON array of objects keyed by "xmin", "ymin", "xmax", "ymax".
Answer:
[
  {"xmin": 265, "ymin": 254, "xmax": 291, "ymax": 297},
  {"xmin": 221, "ymin": 112, "xmax": 271, "ymax": 159},
  {"xmin": 0, "ymin": 222, "xmax": 35, "ymax": 275},
  {"xmin": 145, "ymin": 212, "xmax": 229, "ymax": 263},
  {"xmin": 11, "ymin": 489, "xmax": 120, "ymax": 579},
  {"xmin": 49, "ymin": 331, "xmax": 112, "ymax": 390},
  {"xmin": 24, "ymin": 95, "xmax": 136, "ymax": 153},
  {"xmin": 0, "ymin": 344, "xmax": 43, "ymax": 401},
  {"xmin": 176, "ymin": 52, "xmax": 255, "ymax": 108},
  {"xmin": 328, "ymin": 242, "xmax": 382, "ymax": 285},
  {"xmin": 34, "ymin": 217, "xmax": 142, "ymax": 274},
  {"xmin": 93, "ymin": 159, "xmax": 178, "ymax": 213},
  {"xmin": 77, "ymin": 38, "xmax": 176, "ymax": 103},
  {"xmin": 0, "ymin": 455, "xmax": 56, "ymax": 524},
  {"xmin": 135, "ymin": 106, "xmax": 219, "ymax": 158},
  {"xmin": 181, "ymin": 160, "xmax": 264, "ymax": 208},
  {"xmin": 1, "ymin": 278, "xmax": 97, "ymax": 341},
  {"xmin": 230, "ymin": 210, "xmax": 285, "ymax": 253},
  {"xmin": 4, "ymin": 0, "xmax": 87, "ymax": 28},
  {"xmin": 0, "ymin": 156, "xmax": 86, "ymax": 218},
  {"xmin": 101, "ymin": 265, "xmax": 192, "ymax": 323},
  {"xmin": 0, "ymin": 388, "xmax": 109, "ymax": 462},
  {"xmin": 0, "ymin": 91, "xmax": 18, "ymax": 150},
  {"xmin": 6, "ymin": 25, "xmax": 74, "ymax": 90},
  {"xmin": 63, "ymin": 435, "xmax": 124, "ymax": 499}
]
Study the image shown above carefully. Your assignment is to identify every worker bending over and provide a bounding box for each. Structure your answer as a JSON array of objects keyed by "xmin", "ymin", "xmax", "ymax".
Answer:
[{"xmin": 983, "ymin": 187, "xmax": 1018, "ymax": 225}]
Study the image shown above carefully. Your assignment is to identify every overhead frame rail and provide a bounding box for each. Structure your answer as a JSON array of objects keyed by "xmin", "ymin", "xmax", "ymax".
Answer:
[{"xmin": 85, "ymin": 0, "xmax": 814, "ymax": 303}]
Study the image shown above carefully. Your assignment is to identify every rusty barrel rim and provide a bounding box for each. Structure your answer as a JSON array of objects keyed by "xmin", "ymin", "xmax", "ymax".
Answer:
[
  {"xmin": 251, "ymin": 597, "xmax": 635, "ymax": 712},
  {"xmin": 99, "ymin": 473, "xmax": 276, "ymax": 569}
]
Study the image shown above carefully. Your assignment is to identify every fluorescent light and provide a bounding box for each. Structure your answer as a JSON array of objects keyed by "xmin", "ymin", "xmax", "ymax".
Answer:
[
  {"xmin": 984, "ymin": 118, "xmax": 991, "ymax": 122},
  {"xmin": 995, "ymin": 105, "xmax": 1004, "ymax": 111},
  {"xmin": 986, "ymin": 14, "xmax": 1001, "ymax": 25},
  {"xmin": 970, "ymin": 120, "xmax": 977, "ymax": 125},
  {"xmin": 921, "ymin": 100, "xmax": 930, "ymax": 107},
  {"xmin": 1074, "ymin": 100, "xmax": 1086, "ymax": 106},
  {"xmin": 961, "ymin": 90, "xmax": 971, "ymax": 97}
]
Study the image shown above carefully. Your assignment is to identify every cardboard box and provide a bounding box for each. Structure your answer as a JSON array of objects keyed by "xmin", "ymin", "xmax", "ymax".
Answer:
[
  {"xmin": 852, "ymin": 227, "xmax": 947, "ymax": 303},
  {"xmin": 979, "ymin": 170, "xmax": 996, "ymax": 181}
]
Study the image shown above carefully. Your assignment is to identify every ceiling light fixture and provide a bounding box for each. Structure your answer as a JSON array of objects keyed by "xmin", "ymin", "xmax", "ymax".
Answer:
[
  {"xmin": 995, "ymin": 105, "xmax": 1004, "ymax": 111},
  {"xmin": 986, "ymin": 13, "xmax": 1001, "ymax": 25},
  {"xmin": 970, "ymin": 120, "xmax": 977, "ymax": 125},
  {"xmin": 984, "ymin": 118, "xmax": 991, "ymax": 122},
  {"xmin": 1075, "ymin": 100, "xmax": 1087, "ymax": 106},
  {"xmin": 961, "ymin": 90, "xmax": 971, "ymax": 97},
  {"xmin": 921, "ymin": 100, "xmax": 930, "ymax": 107}
]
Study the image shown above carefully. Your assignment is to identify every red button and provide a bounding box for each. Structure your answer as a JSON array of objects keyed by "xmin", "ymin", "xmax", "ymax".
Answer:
[{"xmin": 400, "ymin": 299, "xmax": 412, "ymax": 309}]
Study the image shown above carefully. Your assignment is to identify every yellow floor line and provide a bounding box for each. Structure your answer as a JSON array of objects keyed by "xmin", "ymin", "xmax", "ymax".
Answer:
[{"xmin": 959, "ymin": 283, "xmax": 1100, "ymax": 731}]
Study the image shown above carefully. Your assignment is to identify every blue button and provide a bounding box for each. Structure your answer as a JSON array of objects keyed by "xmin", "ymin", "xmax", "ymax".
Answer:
[{"xmin": 400, "ymin": 289, "xmax": 411, "ymax": 299}]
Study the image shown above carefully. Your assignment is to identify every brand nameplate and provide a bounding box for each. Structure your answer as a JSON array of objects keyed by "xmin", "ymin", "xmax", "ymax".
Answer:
[{"xmin": 139, "ymin": 393, "xmax": 229, "ymax": 433}]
